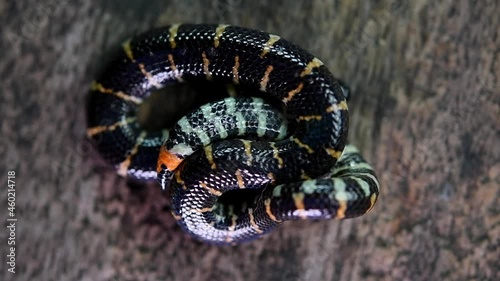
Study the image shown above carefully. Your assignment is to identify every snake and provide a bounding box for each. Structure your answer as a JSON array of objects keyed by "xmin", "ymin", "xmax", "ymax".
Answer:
[{"xmin": 87, "ymin": 24, "xmax": 380, "ymax": 245}]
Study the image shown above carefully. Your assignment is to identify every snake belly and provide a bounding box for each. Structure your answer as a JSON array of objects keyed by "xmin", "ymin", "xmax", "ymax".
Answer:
[{"xmin": 87, "ymin": 24, "xmax": 380, "ymax": 245}]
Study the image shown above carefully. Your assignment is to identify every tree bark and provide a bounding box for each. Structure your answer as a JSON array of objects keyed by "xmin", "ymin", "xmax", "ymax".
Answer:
[{"xmin": 1, "ymin": 0, "xmax": 498, "ymax": 280}]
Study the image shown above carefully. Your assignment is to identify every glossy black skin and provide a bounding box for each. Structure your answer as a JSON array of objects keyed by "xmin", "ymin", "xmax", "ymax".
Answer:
[{"xmin": 87, "ymin": 24, "xmax": 378, "ymax": 245}]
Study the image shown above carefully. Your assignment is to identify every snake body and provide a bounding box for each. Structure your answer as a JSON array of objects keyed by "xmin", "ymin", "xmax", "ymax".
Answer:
[{"xmin": 87, "ymin": 24, "xmax": 379, "ymax": 245}]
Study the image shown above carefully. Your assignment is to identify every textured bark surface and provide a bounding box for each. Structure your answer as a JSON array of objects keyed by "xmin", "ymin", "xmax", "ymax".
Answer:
[{"xmin": 1, "ymin": 0, "xmax": 498, "ymax": 280}]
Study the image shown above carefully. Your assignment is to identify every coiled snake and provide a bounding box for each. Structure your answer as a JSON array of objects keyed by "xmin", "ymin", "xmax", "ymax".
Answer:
[{"xmin": 87, "ymin": 24, "xmax": 380, "ymax": 245}]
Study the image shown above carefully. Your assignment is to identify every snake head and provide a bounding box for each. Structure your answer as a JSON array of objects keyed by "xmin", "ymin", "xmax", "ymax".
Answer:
[{"xmin": 157, "ymin": 144, "xmax": 184, "ymax": 174}]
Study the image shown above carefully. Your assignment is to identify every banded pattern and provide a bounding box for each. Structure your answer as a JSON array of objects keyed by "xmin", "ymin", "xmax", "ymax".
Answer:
[{"xmin": 87, "ymin": 24, "xmax": 380, "ymax": 244}]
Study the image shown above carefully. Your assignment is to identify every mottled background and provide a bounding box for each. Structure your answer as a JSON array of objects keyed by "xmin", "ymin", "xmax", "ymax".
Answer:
[{"xmin": 0, "ymin": 0, "xmax": 498, "ymax": 280}]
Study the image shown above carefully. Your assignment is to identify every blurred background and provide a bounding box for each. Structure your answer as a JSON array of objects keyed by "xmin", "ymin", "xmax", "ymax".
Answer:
[{"xmin": 0, "ymin": 0, "xmax": 498, "ymax": 280}]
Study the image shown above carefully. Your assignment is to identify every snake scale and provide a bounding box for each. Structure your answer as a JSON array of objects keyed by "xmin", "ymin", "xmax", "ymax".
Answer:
[{"xmin": 87, "ymin": 24, "xmax": 380, "ymax": 245}]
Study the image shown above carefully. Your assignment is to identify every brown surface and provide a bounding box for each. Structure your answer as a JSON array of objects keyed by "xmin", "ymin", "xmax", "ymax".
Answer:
[{"xmin": 1, "ymin": 0, "xmax": 498, "ymax": 280}]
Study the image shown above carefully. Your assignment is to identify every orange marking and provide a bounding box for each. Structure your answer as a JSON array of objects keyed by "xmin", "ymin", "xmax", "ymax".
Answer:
[
  {"xmin": 112, "ymin": 91, "xmax": 142, "ymax": 104},
  {"xmin": 203, "ymin": 145, "xmax": 217, "ymax": 169},
  {"xmin": 168, "ymin": 24, "xmax": 180, "ymax": 49},
  {"xmin": 232, "ymin": 56, "xmax": 240, "ymax": 84},
  {"xmin": 260, "ymin": 34, "xmax": 280, "ymax": 58},
  {"xmin": 297, "ymin": 115, "xmax": 322, "ymax": 121},
  {"xmin": 202, "ymin": 51, "xmax": 212, "ymax": 80},
  {"xmin": 117, "ymin": 159, "xmax": 132, "ymax": 177},
  {"xmin": 260, "ymin": 65, "xmax": 274, "ymax": 91},
  {"xmin": 248, "ymin": 209, "xmax": 263, "ymax": 234},
  {"xmin": 326, "ymin": 100, "xmax": 348, "ymax": 113},
  {"xmin": 230, "ymin": 214, "xmax": 237, "ymax": 230},
  {"xmin": 199, "ymin": 181, "xmax": 222, "ymax": 196},
  {"xmin": 292, "ymin": 193, "xmax": 307, "ymax": 219},
  {"xmin": 292, "ymin": 137, "xmax": 314, "ymax": 154},
  {"xmin": 300, "ymin": 170, "xmax": 311, "ymax": 180},
  {"xmin": 326, "ymin": 148, "xmax": 343, "ymax": 159},
  {"xmin": 367, "ymin": 193, "xmax": 378, "ymax": 213},
  {"xmin": 118, "ymin": 131, "xmax": 146, "ymax": 177},
  {"xmin": 267, "ymin": 172, "xmax": 276, "ymax": 183},
  {"xmin": 214, "ymin": 24, "xmax": 229, "ymax": 47},
  {"xmin": 167, "ymin": 54, "xmax": 178, "ymax": 71},
  {"xmin": 335, "ymin": 200, "xmax": 347, "ymax": 219},
  {"xmin": 241, "ymin": 140, "xmax": 253, "ymax": 166},
  {"xmin": 282, "ymin": 82, "xmax": 303, "ymax": 104},
  {"xmin": 229, "ymin": 214, "xmax": 237, "ymax": 231},
  {"xmin": 167, "ymin": 54, "xmax": 183, "ymax": 82},
  {"xmin": 86, "ymin": 117, "xmax": 136, "ymax": 137},
  {"xmin": 225, "ymin": 213, "xmax": 237, "ymax": 243},
  {"xmin": 270, "ymin": 143, "xmax": 284, "ymax": 169},
  {"xmin": 300, "ymin": 58, "xmax": 323, "ymax": 77},
  {"xmin": 173, "ymin": 170, "xmax": 188, "ymax": 190},
  {"xmin": 157, "ymin": 145, "xmax": 183, "ymax": 173},
  {"xmin": 86, "ymin": 126, "xmax": 108, "ymax": 137},
  {"xmin": 91, "ymin": 81, "xmax": 109, "ymax": 93},
  {"xmin": 171, "ymin": 210, "xmax": 182, "ymax": 221},
  {"xmin": 235, "ymin": 169, "xmax": 245, "ymax": 188},
  {"xmin": 293, "ymin": 193, "xmax": 305, "ymax": 209},
  {"xmin": 122, "ymin": 39, "xmax": 135, "ymax": 62},
  {"xmin": 175, "ymin": 170, "xmax": 185, "ymax": 185},
  {"xmin": 91, "ymin": 81, "xmax": 142, "ymax": 104},
  {"xmin": 138, "ymin": 63, "xmax": 161, "ymax": 88},
  {"xmin": 264, "ymin": 199, "xmax": 281, "ymax": 222}
]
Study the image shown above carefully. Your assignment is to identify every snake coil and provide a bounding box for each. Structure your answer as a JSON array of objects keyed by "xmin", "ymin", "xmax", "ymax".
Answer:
[{"xmin": 87, "ymin": 24, "xmax": 380, "ymax": 245}]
